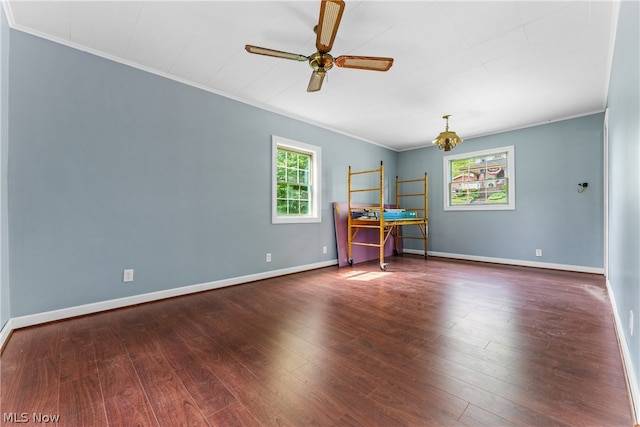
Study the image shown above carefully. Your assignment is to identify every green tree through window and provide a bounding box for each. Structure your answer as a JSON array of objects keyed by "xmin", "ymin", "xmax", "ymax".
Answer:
[
  {"xmin": 276, "ymin": 148, "xmax": 311, "ymax": 215},
  {"xmin": 271, "ymin": 135, "xmax": 321, "ymax": 224}
]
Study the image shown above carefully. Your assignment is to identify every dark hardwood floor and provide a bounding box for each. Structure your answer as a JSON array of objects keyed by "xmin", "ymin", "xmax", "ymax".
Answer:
[{"xmin": 1, "ymin": 256, "xmax": 634, "ymax": 426}]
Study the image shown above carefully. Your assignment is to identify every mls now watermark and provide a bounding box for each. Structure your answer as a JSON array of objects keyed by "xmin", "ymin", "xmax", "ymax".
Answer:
[{"xmin": 3, "ymin": 412, "xmax": 60, "ymax": 423}]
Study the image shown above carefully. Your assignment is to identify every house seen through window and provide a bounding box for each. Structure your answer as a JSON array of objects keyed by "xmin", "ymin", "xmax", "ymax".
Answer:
[{"xmin": 444, "ymin": 145, "xmax": 515, "ymax": 211}]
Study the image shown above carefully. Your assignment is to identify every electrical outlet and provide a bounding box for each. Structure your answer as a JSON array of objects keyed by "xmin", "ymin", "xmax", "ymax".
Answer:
[
  {"xmin": 123, "ymin": 269, "xmax": 134, "ymax": 283},
  {"xmin": 323, "ymin": 246, "xmax": 327, "ymax": 254},
  {"xmin": 266, "ymin": 253, "xmax": 271, "ymax": 262},
  {"xmin": 535, "ymin": 249, "xmax": 542, "ymax": 257},
  {"xmin": 630, "ymin": 310, "xmax": 634, "ymax": 336}
]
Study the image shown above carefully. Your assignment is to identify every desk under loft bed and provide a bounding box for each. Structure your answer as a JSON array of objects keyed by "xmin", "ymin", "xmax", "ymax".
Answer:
[{"xmin": 347, "ymin": 161, "xmax": 428, "ymax": 270}]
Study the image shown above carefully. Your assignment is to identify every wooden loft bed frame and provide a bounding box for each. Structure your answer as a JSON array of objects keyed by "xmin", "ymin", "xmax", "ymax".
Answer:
[{"xmin": 347, "ymin": 161, "xmax": 428, "ymax": 270}]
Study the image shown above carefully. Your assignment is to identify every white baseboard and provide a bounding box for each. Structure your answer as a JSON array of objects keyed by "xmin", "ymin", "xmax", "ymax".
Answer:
[
  {"xmin": 0, "ymin": 317, "xmax": 13, "ymax": 351},
  {"xmin": 407, "ymin": 250, "xmax": 605, "ymax": 274},
  {"xmin": 606, "ymin": 278, "xmax": 640, "ymax": 424},
  {"xmin": 0, "ymin": 259, "xmax": 337, "ymax": 350}
]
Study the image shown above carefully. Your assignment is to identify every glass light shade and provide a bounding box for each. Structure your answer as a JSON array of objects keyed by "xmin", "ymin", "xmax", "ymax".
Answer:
[
  {"xmin": 432, "ymin": 131, "xmax": 462, "ymax": 151},
  {"xmin": 432, "ymin": 115, "xmax": 462, "ymax": 151}
]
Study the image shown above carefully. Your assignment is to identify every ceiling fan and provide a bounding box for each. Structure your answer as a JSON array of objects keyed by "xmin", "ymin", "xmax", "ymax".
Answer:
[{"xmin": 245, "ymin": 0, "xmax": 394, "ymax": 92}]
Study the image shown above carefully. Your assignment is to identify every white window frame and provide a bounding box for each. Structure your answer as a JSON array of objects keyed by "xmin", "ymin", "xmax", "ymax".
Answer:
[
  {"xmin": 272, "ymin": 135, "xmax": 322, "ymax": 224},
  {"xmin": 443, "ymin": 145, "xmax": 515, "ymax": 211}
]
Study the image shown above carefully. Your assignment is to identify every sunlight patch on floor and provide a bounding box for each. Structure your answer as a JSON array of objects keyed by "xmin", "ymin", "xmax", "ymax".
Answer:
[
  {"xmin": 346, "ymin": 271, "xmax": 390, "ymax": 281},
  {"xmin": 580, "ymin": 284, "xmax": 609, "ymax": 303}
]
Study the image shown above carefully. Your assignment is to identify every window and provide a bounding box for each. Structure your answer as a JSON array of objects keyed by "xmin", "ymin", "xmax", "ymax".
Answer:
[
  {"xmin": 272, "ymin": 136, "xmax": 321, "ymax": 223},
  {"xmin": 444, "ymin": 145, "xmax": 515, "ymax": 211}
]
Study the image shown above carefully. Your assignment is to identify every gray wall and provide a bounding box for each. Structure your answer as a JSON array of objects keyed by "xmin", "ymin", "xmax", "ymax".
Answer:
[
  {"xmin": 6, "ymin": 30, "xmax": 396, "ymax": 317},
  {"xmin": 607, "ymin": 0, "xmax": 640, "ymax": 401},
  {"xmin": 1, "ymin": 6, "xmax": 10, "ymax": 330},
  {"xmin": 398, "ymin": 113, "xmax": 605, "ymax": 269}
]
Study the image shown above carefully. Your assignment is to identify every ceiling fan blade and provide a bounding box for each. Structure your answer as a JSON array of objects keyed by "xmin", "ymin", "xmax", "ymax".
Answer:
[
  {"xmin": 307, "ymin": 70, "xmax": 326, "ymax": 92},
  {"xmin": 335, "ymin": 56, "xmax": 394, "ymax": 71},
  {"xmin": 245, "ymin": 45, "xmax": 308, "ymax": 62},
  {"xmin": 316, "ymin": 0, "xmax": 345, "ymax": 53}
]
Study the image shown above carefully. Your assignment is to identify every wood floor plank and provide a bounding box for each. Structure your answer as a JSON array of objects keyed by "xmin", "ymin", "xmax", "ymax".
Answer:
[
  {"xmin": 58, "ymin": 374, "xmax": 108, "ymax": 426},
  {"xmin": 1, "ymin": 256, "xmax": 634, "ymax": 426},
  {"xmin": 214, "ymin": 328, "xmax": 308, "ymax": 382},
  {"xmin": 329, "ymin": 413, "xmax": 367, "ymax": 427},
  {"xmin": 186, "ymin": 334, "xmax": 308, "ymax": 426},
  {"xmin": 208, "ymin": 402, "xmax": 261, "ymax": 427},
  {"xmin": 98, "ymin": 354, "xmax": 158, "ymax": 426},
  {"xmin": 458, "ymin": 403, "xmax": 515, "ymax": 426},
  {"xmin": 417, "ymin": 347, "xmax": 622, "ymax": 426},
  {"xmin": 263, "ymin": 369, "xmax": 348, "ymax": 426},
  {"xmin": 367, "ymin": 378, "xmax": 468, "ymax": 425},
  {"xmin": 290, "ymin": 360, "xmax": 431, "ymax": 427},
  {"xmin": 130, "ymin": 350, "xmax": 211, "ymax": 427},
  {"xmin": 60, "ymin": 342, "xmax": 98, "ymax": 383},
  {"xmin": 426, "ymin": 365, "xmax": 574, "ymax": 426},
  {"xmin": 291, "ymin": 342, "xmax": 380, "ymax": 397},
  {"xmin": 0, "ymin": 355, "xmax": 60, "ymax": 418},
  {"xmin": 158, "ymin": 328, "xmax": 238, "ymax": 418}
]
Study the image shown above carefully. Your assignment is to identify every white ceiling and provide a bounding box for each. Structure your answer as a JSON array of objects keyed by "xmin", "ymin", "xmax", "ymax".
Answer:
[{"xmin": 3, "ymin": 1, "xmax": 619, "ymax": 151}]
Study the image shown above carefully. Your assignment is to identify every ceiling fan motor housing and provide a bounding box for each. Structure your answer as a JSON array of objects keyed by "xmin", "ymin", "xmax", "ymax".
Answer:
[{"xmin": 309, "ymin": 52, "xmax": 334, "ymax": 71}]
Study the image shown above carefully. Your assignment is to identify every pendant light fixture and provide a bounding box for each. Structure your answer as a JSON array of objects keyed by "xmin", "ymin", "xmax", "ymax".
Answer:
[{"xmin": 432, "ymin": 114, "xmax": 462, "ymax": 151}]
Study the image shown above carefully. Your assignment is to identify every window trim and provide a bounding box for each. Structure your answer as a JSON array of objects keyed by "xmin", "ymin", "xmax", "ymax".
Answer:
[
  {"xmin": 443, "ymin": 145, "xmax": 515, "ymax": 211},
  {"xmin": 272, "ymin": 135, "xmax": 322, "ymax": 224}
]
